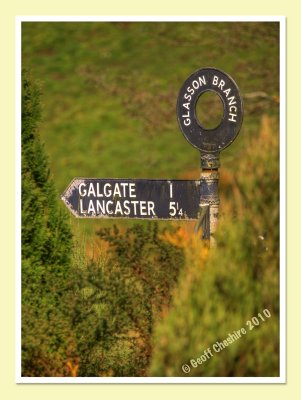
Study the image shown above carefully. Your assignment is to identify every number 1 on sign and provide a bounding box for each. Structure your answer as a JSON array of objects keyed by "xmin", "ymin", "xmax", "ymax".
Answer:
[{"xmin": 169, "ymin": 182, "xmax": 173, "ymax": 198}]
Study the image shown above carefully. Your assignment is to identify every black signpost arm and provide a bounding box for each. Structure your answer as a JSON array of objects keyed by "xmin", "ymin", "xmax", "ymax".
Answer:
[{"xmin": 62, "ymin": 67, "xmax": 243, "ymax": 247}]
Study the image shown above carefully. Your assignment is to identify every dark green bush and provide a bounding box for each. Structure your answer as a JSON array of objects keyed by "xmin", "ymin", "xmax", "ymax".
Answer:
[
  {"xmin": 21, "ymin": 72, "xmax": 74, "ymax": 376},
  {"xmin": 72, "ymin": 223, "xmax": 184, "ymax": 376}
]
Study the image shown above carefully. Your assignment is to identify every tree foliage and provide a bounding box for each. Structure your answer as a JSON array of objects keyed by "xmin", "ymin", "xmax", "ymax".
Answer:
[
  {"xmin": 71, "ymin": 223, "xmax": 184, "ymax": 376},
  {"xmin": 21, "ymin": 72, "xmax": 74, "ymax": 376},
  {"xmin": 150, "ymin": 115, "xmax": 279, "ymax": 377}
]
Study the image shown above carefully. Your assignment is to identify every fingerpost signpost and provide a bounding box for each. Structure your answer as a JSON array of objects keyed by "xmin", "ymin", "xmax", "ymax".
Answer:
[{"xmin": 61, "ymin": 68, "xmax": 243, "ymax": 243}]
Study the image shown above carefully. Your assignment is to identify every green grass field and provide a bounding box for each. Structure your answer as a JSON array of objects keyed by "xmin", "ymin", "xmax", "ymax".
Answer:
[{"xmin": 22, "ymin": 21, "xmax": 279, "ymax": 236}]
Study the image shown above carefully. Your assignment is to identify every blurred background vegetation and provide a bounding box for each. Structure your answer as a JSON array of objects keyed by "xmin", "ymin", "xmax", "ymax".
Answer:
[{"xmin": 21, "ymin": 22, "xmax": 280, "ymax": 377}]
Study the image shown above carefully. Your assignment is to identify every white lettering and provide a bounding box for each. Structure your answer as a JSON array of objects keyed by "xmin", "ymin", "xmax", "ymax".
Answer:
[
  {"xmin": 148, "ymin": 201, "xmax": 155, "ymax": 216},
  {"xmin": 212, "ymin": 75, "xmax": 219, "ymax": 85},
  {"xmin": 228, "ymin": 96, "xmax": 236, "ymax": 106},
  {"xmin": 184, "ymin": 93, "xmax": 192, "ymax": 102},
  {"xmin": 123, "ymin": 200, "xmax": 130, "ymax": 215},
  {"xmin": 103, "ymin": 183, "xmax": 112, "ymax": 197},
  {"xmin": 198, "ymin": 75, "xmax": 206, "ymax": 86},
  {"xmin": 140, "ymin": 201, "xmax": 147, "ymax": 216},
  {"xmin": 96, "ymin": 183, "xmax": 103, "ymax": 197},
  {"xmin": 131, "ymin": 201, "xmax": 139, "ymax": 215},
  {"xmin": 228, "ymin": 113, "xmax": 237, "ymax": 122},
  {"xmin": 223, "ymin": 88, "xmax": 231, "ymax": 97},
  {"xmin": 96, "ymin": 200, "xmax": 105, "ymax": 214},
  {"xmin": 120, "ymin": 183, "xmax": 128, "ymax": 197},
  {"xmin": 218, "ymin": 79, "xmax": 225, "ymax": 90},
  {"xmin": 187, "ymin": 86, "xmax": 195, "ymax": 95},
  {"xmin": 79, "ymin": 199, "xmax": 87, "ymax": 213},
  {"xmin": 88, "ymin": 200, "xmax": 95, "ymax": 214},
  {"xmin": 79, "ymin": 198, "xmax": 158, "ymax": 218},
  {"xmin": 192, "ymin": 80, "xmax": 199, "ymax": 90},
  {"xmin": 115, "ymin": 201, "xmax": 123, "ymax": 215},
  {"xmin": 106, "ymin": 200, "xmax": 113, "ymax": 214},
  {"xmin": 129, "ymin": 183, "xmax": 136, "ymax": 198},
  {"xmin": 113, "ymin": 184, "xmax": 121, "ymax": 197},
  {"xmin": 87, "ymin": 183, "xmax": 96, "ymax": 197},
  {"xmin": 79, "ymin": 183, "xmax": 87, "ymax": 197}
]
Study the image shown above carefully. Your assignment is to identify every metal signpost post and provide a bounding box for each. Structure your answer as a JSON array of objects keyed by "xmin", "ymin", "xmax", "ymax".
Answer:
[
  {"xmin": 177, "ymin": 68, "xmax": 243, "ymax": 240},
  {"xmin": 62, "ymin": 68, "xmax": 243, "ymax": 244}
]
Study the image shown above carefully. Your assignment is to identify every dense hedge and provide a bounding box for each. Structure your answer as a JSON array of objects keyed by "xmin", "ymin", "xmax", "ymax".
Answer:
[
  {"xmin": 71, "ymin": 223, "xmax": 185, "ymax": 377},
  {"xmin": 21, "ymin": 72, "xmax": 74, "ymax": 376},
  {"xmin": 150, "ymin": 115, "xmax": 280, "ymax": 377}
]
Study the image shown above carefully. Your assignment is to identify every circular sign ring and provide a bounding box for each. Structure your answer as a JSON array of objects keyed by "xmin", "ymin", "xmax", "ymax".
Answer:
[{"xmin": 176, "ymin": 68, "xmax": 243, "ymax": 153}]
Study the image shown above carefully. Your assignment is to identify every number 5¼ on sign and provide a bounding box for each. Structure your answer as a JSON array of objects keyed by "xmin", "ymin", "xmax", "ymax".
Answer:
[{"xmin": 169, "ymin": 202, "xmax": 183, "ymax": 217}]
